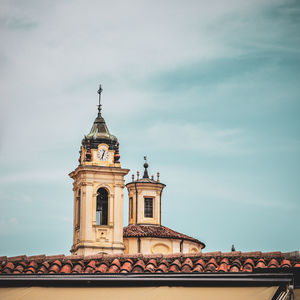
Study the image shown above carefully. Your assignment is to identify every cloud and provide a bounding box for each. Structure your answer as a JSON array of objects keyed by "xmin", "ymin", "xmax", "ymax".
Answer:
[
  {"xmin": 0, "ymin": 169, "xmax": 66, "ymax": 184},
  {"xmin": 163, "ymin": 167, "xmax": 297, "ymax": 210},
  {"xmin": 127, "ymin": 121, "xmax": 247, "ymax": 155}
]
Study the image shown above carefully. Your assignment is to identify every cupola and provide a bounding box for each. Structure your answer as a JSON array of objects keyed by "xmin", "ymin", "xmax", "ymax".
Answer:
[{"xmin": 126, "ymin": 157, "xmax": 165, "ymax": 226}]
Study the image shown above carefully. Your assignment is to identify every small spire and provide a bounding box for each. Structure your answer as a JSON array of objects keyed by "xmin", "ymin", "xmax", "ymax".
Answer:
[
  {"xmin": 231, "ymin": 244, "xmax": 236, "ymax": 252},
  {"xmin": 143, "ymin": 156, "xmax": 149, "ymax": 178},
  {"xmin": 157, "ymin": 172, "xmax": 160, "ymax": 182},
  {"xmin": 97, "ymin": 84, "xmax": 103, "ymax": 115},
  {"xmin": 137, "ymin": 171, "xmax": 140, "ymax": 180}
]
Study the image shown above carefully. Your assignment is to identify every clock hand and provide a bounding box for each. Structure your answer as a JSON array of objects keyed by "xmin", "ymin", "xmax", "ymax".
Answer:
[{"xmin": 101, "ymin": 151, "xmax": 105, "ymax": 159}]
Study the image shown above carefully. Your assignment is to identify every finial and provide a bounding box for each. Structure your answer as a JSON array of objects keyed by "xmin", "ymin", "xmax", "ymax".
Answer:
[
  {"xmin": 132, "ymin": 174, "xmax": 135, "ymax": 181},
  {"xmin": 97, "ymin": 84, "xmax": 103, "ymax": 115},
  {"xmin": 231, "ymin": 244, "xmax": 236, "ymax": 252},
  {"xmin": 143, "ymin": 156, "xmax": 149, "ymax": 178},
  {"xmin": 151, "ymin": 175, "xmax": 154, "ymax": 180},
  {"xmin": 157, "ymin": 172, "xmax": 160, "ymax": 182},
  {"xmin": 137, "ymin": 171, "xmax": 140, "ymax": 180}
]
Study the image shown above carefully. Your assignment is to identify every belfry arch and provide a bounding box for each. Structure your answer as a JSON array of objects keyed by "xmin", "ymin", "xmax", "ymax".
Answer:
[{"xmin": 96, "ymin": 188, "xmax": 108, "ymax": 226}]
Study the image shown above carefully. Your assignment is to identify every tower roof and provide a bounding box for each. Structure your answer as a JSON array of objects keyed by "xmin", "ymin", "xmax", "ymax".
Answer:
[
  {"xmin": 123, "ymin": 224, "xmax": 205, "ymax": 247},
  {"xmin": 126, "ymin": 157, "xmax": 165, "ymax": 186},
  {"xmin": 82, "ymin": 84, "xmax": 118, "ymax": 150}
]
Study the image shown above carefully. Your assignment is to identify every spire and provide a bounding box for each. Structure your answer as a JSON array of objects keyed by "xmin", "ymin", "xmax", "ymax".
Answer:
[
  {"xmin": 143, "ymin": 156, "xmax": 149, "ymax": 179},
  {"xmin": 82, "ymin": 84, "xmax": 118, "ymax": 151},
  {"xmin": 97, "ymin": 84, "xmax": 103, "ymax": 116}
]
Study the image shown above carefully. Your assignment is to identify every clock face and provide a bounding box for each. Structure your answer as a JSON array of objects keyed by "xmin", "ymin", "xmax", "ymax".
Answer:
[{"xmin": 97, "ymin": 149, "xmax": 109, "ymax": 161}]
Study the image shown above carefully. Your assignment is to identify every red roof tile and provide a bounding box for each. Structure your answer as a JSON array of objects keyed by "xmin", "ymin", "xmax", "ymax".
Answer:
[
  {"xmin": 0, "ymin": 251, "xmax": 299, "ymax": 275},
  {"xmin": 182, "ymin": 258, "xmax": 193, "ymax": 272},
  {"xmin": 120, "ymin": 259, "xmax": 133, "ymax": 273},
  {"xmin": 123, "ymin": 224, "xmax": 204, "ymax": 247},
  {"xmin": 60, "ymin": 260, "xmax": 73, "ymax": 274}
]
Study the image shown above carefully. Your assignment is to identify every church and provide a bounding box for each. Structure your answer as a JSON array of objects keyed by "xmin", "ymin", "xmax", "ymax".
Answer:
[
  {"xmin": 69, "ymin": 84, "xmax": 204, "ymax": 257},
  {"xmin": 0, "ymin": 85, "xmax": 299, "ymax": 300}
]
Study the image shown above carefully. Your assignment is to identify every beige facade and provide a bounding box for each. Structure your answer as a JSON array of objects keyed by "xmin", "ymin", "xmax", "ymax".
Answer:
[
  {"xmin": 0, "ymin": 286, "xmax": 284, "ymax": 300},
  {"xmin": 70, "ymin": 164, "xmax": 129, "ymax": 255},
  {"xmin": 126, "ymin": 180, "xmax": 165, "ymax": 225},
  {"xmin": 124, "ymin": 237, "xmax": 203, "ymax": 255}
]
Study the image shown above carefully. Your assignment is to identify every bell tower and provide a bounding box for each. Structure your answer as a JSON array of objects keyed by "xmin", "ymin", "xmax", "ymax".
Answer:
[{"xmin": 70, "ymin": 85, "xmax": 129, "ymax": 256}]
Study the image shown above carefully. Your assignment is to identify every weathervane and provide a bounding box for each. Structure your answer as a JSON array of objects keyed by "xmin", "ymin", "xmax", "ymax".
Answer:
[{"xmin": 97, "ymin": 84, "xmax": 103, "ymax": 114}]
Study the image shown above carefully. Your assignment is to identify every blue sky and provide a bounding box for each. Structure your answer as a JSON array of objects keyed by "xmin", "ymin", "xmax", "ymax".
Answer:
[{"xmin": 0, "ymin": 0, "xmax": 299, "ymax": 256}]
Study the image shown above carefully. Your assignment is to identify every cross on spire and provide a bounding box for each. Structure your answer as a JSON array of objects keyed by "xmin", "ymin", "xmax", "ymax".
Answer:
[{"xmin": 97, "ymin": 84, "xmax": 103, "ymax": 115}]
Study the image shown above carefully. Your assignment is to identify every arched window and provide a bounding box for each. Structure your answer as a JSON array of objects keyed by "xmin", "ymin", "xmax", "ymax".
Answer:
[
  {"xmin": 76, "ymin": 189, "xmax": 81, "ymax": 228},
  {"xmin": 96, "ymin": 188, "xmax": 108, "ymax": 225}
]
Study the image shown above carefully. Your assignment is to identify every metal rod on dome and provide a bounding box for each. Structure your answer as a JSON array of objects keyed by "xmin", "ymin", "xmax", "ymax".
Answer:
[
  {"xmin": 97, "ymin": 84, "xmax": 103, "ymax": 114},
  {"xmin": 143, "ymin": 156, "xmax": 149, "ymax": 179}
]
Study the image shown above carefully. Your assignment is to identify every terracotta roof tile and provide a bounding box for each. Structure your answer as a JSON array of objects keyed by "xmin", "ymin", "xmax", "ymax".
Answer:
[
  {"xmin": 123, "ymin": 224, "xmax": 204, "ymax": 247},
  {"xmin": 181, "ymin": 258, "xmax": 193, "ymax": 272},
  {"xmin": 240, "ymin": 252, "xmax": 262, "ymax": 258},
  {"xmin": 60, "ymin": 260, "xmax": 73, "ymax": 274},
  {"xmin": 268, "ymin": 258, "xmax": 279, "ymax": 268},
  {"xmin": 132, "ymin": 260, "xmax": 145, "ymax": 273},
  {"xmin": 37, "ymin": 261, "xmax": 50, "ymax": 274},
  {"xmin": 229, "ymin": 259, "xmax": 242, "ymax": 272},
  {"xmin": 27, "ymin": 255, "xmax": 46, "ymax": 262},
  {"xmin": 205, "ymin": 258, "xmax": 218, "ymax": 272},
  {"xmin": 0, "ymin": 251, "xmax": 299, "ymax": 275},
  {"xmin": 218, "ymin": 258, "xmax": 229, "ymax": 273},
  {"xmin": 46, "ymin": 255, "xmax": 65, "ymax": 261},
  {"xmin": 192, "ymin": 258, "xmax": 205, "ymax": 272},
  {"xmin": 145, "ymin": 259, "xmax": 157, "ymax": 273},
  {"xmin": 294, "ymin": 263, "xmax": 300, "ymax": 267},
  {"xmin": 157, "ymin": 259, "xmax": 169, "ymax": 273},
  {"xmin": 108, "ymin": 259, "xmax": 120, "ymax": 273},
  {"xmin": 84, "ymin": 260, "xmax": 96, "ymax": 274},
  {"xmin": 120, "ymin": 259, "xmax": 133, "ymax": 273},
  {"xmin": 255, "ymin": 258, "xmax": 267, "ymax": 269},
  {"xmin": 26, "ymin": 261, "xmax": 38, "ymax": 274},
  {"xmin": 169, "ymin": 259, "xmax": 181, "ymax": 273},
  {"xmin": 49, "ymin": 260, "xmax": 62, "ymax": 274},
  {"xmin": 203, "ymin": 252, "xmax": 222, "ymax": 257},
  {"xmin": 263, "ymin": 252, "xmax": 282, "ymax": 257},
  {"xmin": 7, "ymin": 255, "xmax": 27, "ymax": 262},
  {"xmin": 13, "ymin": 262, "xmax": 27, "ymax": 274},
  {"xmin": 71, "ymin": 261, "xmax": 84, "ymax": 274},
  {"xmin": 281, "ymin": 259, "xmax": 292, "ymax": 268},
  {"xmin": 242, "ymin": 258, "xmax": 254, "ymax": 272},
  {"xmin": 2, "ymin": 262, "xmax": 14, "ymax": 274}
]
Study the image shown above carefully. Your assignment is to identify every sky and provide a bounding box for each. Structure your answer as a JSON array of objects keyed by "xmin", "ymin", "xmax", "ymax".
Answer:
[{"xmin": 0, "ymin": 0, "xmax": 299, "ymax": 257}]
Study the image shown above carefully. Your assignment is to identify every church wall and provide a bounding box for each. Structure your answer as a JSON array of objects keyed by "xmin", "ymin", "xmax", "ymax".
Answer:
[{"xmin": 123, "ymin": 237, "xmax": 202, "ymax": 255}]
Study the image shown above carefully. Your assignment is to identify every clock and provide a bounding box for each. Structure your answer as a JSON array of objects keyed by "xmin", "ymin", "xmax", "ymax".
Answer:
[{"xmin": 97, "ymin": 149, "xmax": 109, "ymax": 161}]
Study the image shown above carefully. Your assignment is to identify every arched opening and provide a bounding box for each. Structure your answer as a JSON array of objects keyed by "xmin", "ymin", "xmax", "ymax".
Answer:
[{"xmin": 96, "ymin": 188, "xmax": 108, "ymax": 225}]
